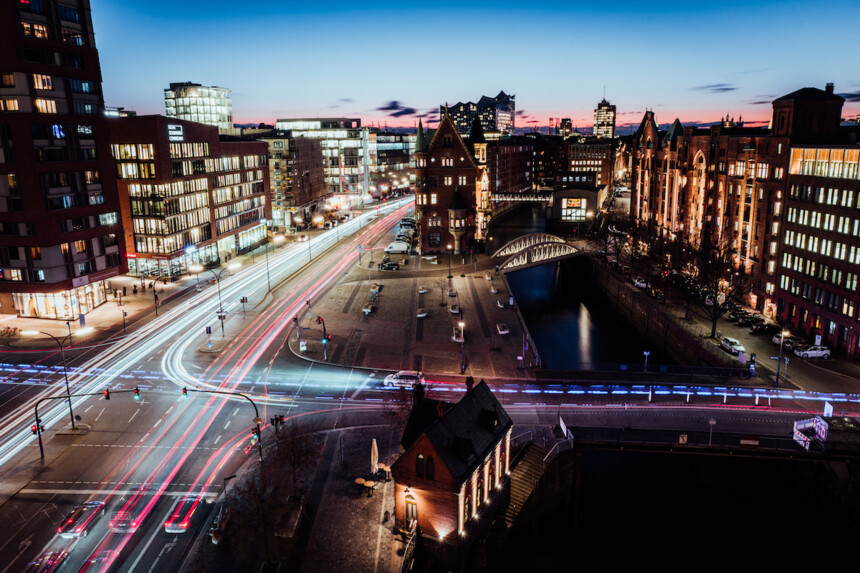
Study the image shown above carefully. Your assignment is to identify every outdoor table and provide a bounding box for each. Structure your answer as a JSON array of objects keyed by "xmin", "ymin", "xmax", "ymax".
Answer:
[
  {"xmin": 383, "ymin": 465, "xmax": 392, "ymax": 481},
  {"xmin": 364, "ymin": 480, "xmax": 376, "ymax": 497}
]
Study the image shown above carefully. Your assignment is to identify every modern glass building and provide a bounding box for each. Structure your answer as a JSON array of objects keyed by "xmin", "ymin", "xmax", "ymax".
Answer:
[
  {"xmin": 164, "ymin": 82, "xmax": 233, "ymax": 130},
  {"xmin": 593, "ymin": 98, "xmax": 616, "ymax": 139}
]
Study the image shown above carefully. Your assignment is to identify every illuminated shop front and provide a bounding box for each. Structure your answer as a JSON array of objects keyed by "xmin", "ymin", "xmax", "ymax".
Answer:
[
  {"xmin": 236, "ymin": 223, "xmax": 267, "ymax": 254},
  {"xmin": 125, "ymin": 243, "xmax": 218, "ymax": 277},
  {"xmin": 14, "ymin": 282, "xmax": 108, "ymax": 320},
  {"xmin": 561, "ymin": 197, "xmax": 587, "ymax": 222}
]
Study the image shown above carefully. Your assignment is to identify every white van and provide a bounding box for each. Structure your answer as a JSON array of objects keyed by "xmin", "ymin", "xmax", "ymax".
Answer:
[{"xmin": 384, "ymin": 241, "xmax": 410, "ymax": 254}]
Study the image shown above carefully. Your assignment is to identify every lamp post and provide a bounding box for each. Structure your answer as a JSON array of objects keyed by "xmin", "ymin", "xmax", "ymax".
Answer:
[
  {"xmin": 447, "ymin": 244, "xmax": 453, "ymax": 280},
  {"xmin": 190, "ymin": 262, "xmax": 241, "ymax": 336},
  {"xmin": 458, "ymin": 320, "xmax": 465, "ymax": 374},
  {"xmin": 643, "ymin": 350, "xmax": 650, "ymax": 373},
  {"xmin": 775, "ymin": 330, "xmax": 790, "ymax": 387},
  {"xmin": 23, "ymin": 327, "xmax": 94, "ymax": 431},
  {"xmin": 263, "ymin": 234, "xmax": 285, "ymax": 292}
]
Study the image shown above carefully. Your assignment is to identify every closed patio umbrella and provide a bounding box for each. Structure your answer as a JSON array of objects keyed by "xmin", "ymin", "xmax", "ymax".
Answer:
[{"xmin": 371, "ymin": 438, "xmax": 378, "ymax": 476}]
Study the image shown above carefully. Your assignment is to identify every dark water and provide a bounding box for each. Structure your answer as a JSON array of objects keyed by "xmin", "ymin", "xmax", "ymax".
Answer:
[
  {"xmin": 493, "ymin": 205, "xmax": 665, "ymax": 370},
  {"xmin": 495, "ymin": 448, "xmax": 859, "ymax": 570}
]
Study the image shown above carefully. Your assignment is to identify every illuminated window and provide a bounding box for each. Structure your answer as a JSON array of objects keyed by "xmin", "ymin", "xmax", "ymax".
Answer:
[
  {"xmin": 74, "ymin": 240, "xmax": 87, "ymax": 254},
  {"xmin": 0, "ymin": 99, "xmax": 18, "ymax": 112},
  {"xmin": 61, "ymin": 29, "xmax": 83, "ymax": 46},
  {"xmin": 430, "ymin": 193, "xmax": 437, "ymax": 205},
  {"xmin": 34, "ymin": 99, "xmax": 56, "ymax": 114},
  {"xmin": 21, "ymin": 21, "xmax": 48, "ymax": 38},
  {"xmin": 443, "ymin": 176, "xmax": 452, "ymax": 186},
  {"xmin": 32, "ymin": 74, "xmax": 52, "ymax": 90}
]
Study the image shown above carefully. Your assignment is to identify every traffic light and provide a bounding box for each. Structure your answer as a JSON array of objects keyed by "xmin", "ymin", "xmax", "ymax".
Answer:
[
  {"xmin": 182, "ymin": 387, "xmax": 188, "ymax": 398},
  {"xmin": 31, "ymin": 424, "xmax": 37, "ymax": 435},
  {"xmin": 103, "ymin": 389, "xmax": 110, "ymax": 400},
  {"xmin": 316, "ymin": 316, "xmax": 322, "ymax": 324},
  {"xmin": 278, "ymin": 414, "xmax": 285, "ymax": 424},
  {"xmin": 133, "ymin": 387, "xmax": 140, "ymax": 400}
]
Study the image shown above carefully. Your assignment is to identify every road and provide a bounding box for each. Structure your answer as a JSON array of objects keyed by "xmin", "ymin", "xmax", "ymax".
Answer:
[{"xmin": 0, "ymin": 194, "xmax": 858, "ymax": 572}]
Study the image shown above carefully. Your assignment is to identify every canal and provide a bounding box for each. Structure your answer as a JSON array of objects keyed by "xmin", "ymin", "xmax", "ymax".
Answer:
[{"xmin": 491, "ymin": 204, "xmax": 667, "ymax": 370}]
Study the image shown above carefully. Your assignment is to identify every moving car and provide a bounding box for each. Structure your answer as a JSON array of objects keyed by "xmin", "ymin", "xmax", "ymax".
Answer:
[
  {"xmin": 794, "ymin": 345, "xmax": 831, "ymax": 359},
  {"xmin": 496, "ymin": 323, "xmax": 510, "ymax": 335},
  {"xmin": 720, "ymin": 336, "xmax": 745, "ymax": 355},
  {"xmin": 78, "ymin": 550, "xmax": 119, "ymax": 573},
  {"xmin": 383, "ymin": 371, "xmax": 424, "ymax": 388},
  {"xmin": 57, "ymin": 500, "xmax": 105, "ymax": 538},
  {"xmin": 109, "ymin": 510, "xmax": 142, "ymax": 533},
  {"xmin": 164, "ymin": 495, "xmax": 205, "ymax": 534},
  {"xmin": 23, "ymin": 550, "xmax": 67, "ymax": 573},
  {"xmin": 378, "ymin": 261, "xmax": 399, "ymax": 271}
]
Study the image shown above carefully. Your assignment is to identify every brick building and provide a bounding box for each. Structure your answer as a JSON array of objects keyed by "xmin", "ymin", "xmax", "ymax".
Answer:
[
  {"xmin": 0, "ymin": 0, "xmax": 126, "ymax": 319},
  {"xmin": 414, "ymin": 112, "xmax": 480, "ymax": 254},
  {"xmin": 108, "ymin": 115, "xmax": 269, "ymax": 277},
  {"xmin": 631, "ymin": 87, "xmax": 837, "ymax": 310},
  {"xmin": 391, "ymin": 381, "xmax": 513, "ymax": 550}
]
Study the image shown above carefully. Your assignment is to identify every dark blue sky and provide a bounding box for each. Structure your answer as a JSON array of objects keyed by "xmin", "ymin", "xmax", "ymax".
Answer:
[{"xmin": 93, "ymin": 0, "xmax": 860, "ymax": 128}]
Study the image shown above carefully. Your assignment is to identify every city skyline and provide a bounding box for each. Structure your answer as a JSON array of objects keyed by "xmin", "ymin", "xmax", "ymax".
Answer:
[{"xmin": 93, "ymin": 0, "xmax": 860, "ymax": 130}]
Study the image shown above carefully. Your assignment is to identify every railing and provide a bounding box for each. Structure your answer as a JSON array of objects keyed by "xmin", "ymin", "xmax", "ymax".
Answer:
[
  {"xmin": 543, "ymin": 436, "xmax": 574, "ymax": 467},
  {"xmin": 510, "ymin": 431, "xmax": 533, "ymax": 450},
  {"xmin": 399, "ymin": 528, "xmax": 418, "ymax": 573}
]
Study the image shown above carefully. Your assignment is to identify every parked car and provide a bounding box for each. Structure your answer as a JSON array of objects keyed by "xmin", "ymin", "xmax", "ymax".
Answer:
[
  {"xmin": 794, "ymin": 345, "xmax": 831, "ymax": 359},
  {"xmin": 383, "ymin": 371, "xmax": 424, "ymax": 388},
  {"xmin": 378, "ymin": 261, "xmax": 399, "ymax": 271},
  {"xmin": 416, "ymin": 308, "xmax": 427, "ymax": 318},
  {"xmin": 772, "ymin": 334, "xmax": 804, "ymax": 352},
  {"xmin": 383, "ymin": 241, "xmax": 410, "ymax": 254},
  {"xmin": 608, "ymin": 259, "xmax": 619, "ymax": 270},
  {"xmin": 57, "ymin": 500, "xmax": 105, "ymax": 538},
  {"xmin": 632, "ymin": 277, "xmax": 649, "ymax": 288},
  {"xmin": 496, "ymin": 323, "xmax": 510, "ymax": 335},
  {"xmin": 449, "ymin": 304, "xmax": 460, "ymax": 314},
  {"xmin": 452, "ymin": 326, "xmax": 463, "ymax": 343},
  {"xmin": 737, "ymin": 314, "xmax": 764, "ymax": 327},
  {"xmin": 620, "ymin": 265, "xmax": 631, "ymax": 276},
  {"xmin": 296, "ymin": 234, "xmax": 308, "ymax": 242},
  {"xmin": 750, "ymin": 323, "xmax": 780, "ymax": 336},
  {"xmin": 720, "ymin": 336, "xmax": 745, "ymax": 355},
  {"xmin": 726, "ymin": 309, "xmax": 751, "ymax": 322},
  {"xmin": 648, "ymin": 288, "xmax": 665, "ymax": 300}
]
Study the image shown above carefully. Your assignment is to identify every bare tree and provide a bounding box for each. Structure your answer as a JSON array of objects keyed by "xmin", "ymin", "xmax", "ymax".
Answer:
[
  {"xmin": 226, "ymin": 420, "xmax": 323, "ymax": 562},
  {"xmin": 434, "ymin": 278, "xmax": 449, "ymax": 306},
  {"xmin": 696, "ymin": 229, "xmax": 750, "ymax": 338}
]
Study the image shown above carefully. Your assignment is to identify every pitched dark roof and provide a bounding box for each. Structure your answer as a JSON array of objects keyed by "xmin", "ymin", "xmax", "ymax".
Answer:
[
  {"xmin": 773, "ymin": 87, "xmax": 844, "ymax": 103},
  {"xmin": 415, "ymin": 119, "xmax": 427, "ymax": 153},
  {"xmin": 420, "ymin": 381, "xmax": 513, "ymax": 485},
  {"xmin": 402, "ymin": 394, "xmax": 452, "ymax": 451},
  {"xmin": 468, "ymin": 115, "xmax": 486, "ymax": 144}
]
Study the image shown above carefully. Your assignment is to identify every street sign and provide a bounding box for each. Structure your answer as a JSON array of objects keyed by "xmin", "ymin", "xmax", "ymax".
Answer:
[
  {"xmin": 769, "ymin": 356, "xmax": 779, "ymax": 360},
  {"xmin": 679, "ymin": 434, "xmax": 688, "ymax": 445},
  {"xmin": 824, "ymin": 401, "xmax": 834, "ymax": 417}
]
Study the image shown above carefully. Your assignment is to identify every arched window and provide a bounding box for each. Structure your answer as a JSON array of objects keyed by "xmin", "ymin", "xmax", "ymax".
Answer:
[
  {"xmin": 477, "ymin": 477, "xmax": 484, "ymax": 506},
  {"xmin": 489, "ymin": 458, "xmax": 495, "ymax": 489},
  {"xmin": 416, "ymin": 453, "xmax": 425, "ymax": 478},
  {"xmin": 464, "ymin": 495, "xmax": 471, "ymax": 522},
  {"xmin": 426, "ymin": 457, "xmax": 435, "ymax": 480}
]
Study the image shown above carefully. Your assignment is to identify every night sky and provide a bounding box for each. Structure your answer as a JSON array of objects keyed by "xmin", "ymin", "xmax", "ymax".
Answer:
[{"xmin": 93, "ymin": 0, "xmax": 860, "ymax": 130}]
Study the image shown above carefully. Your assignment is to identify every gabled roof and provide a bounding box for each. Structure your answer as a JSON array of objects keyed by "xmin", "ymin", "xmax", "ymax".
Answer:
[
  {"xmin": 634, "ymin": 111, "xmax": 660, "ymax": 142},
  {"xmin": 415, "ymin": 381, "xmax": 513, "ymax": 485},
  {"xmin": 468, "ymin": 115, "xmax": 486, "ymax": 145},
  {"xmin": 773, "ymin": 87, "xmax": 844, "ymax": 103},
  {"xmin": 426, "ymin": 110, "xmax": 478, "ymax": 169},
  {"xmin": 662, "ymin": 119, "xmax": 684, "ymax": 148}
]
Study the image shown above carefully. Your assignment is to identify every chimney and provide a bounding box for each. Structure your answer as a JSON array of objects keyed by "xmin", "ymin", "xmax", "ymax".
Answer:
[
  {"xmin": 465, "ymin": 376, "xmax": 474, "ymax": 393},
  {"xmin": 825, "ymin": 83, "xmax": 834, "ymax": 94}
]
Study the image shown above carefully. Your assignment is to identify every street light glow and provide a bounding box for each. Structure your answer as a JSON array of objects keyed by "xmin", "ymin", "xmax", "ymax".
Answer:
[{"xmin": 189, "ymin": 264, "xmax": 203, "ymax": 273}]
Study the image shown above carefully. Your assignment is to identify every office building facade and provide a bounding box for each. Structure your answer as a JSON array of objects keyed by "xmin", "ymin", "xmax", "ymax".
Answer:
[
  {"xmin": 445, "ymin": 91, "xmax": 515, "ymax": 138},
  {"xmin": 0, "ymin": 0, "xmax": 126, "ymax": 319},
  {"xmin": 109, "ymin": 115, "xmax": 269, "ymax": 277},
  {"xmin": 164, "ymin": 82, "xmax": 233, "ymax": 130},
  {"xmin": 593, "ymin": 98, "xmax": 616, "ymax": 139}
]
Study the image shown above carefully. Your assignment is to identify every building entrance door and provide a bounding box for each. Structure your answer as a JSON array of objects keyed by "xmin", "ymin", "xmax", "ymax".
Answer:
[{"xmin": 405, "ymin": 495, "xmax": 418, "ymax": 526}]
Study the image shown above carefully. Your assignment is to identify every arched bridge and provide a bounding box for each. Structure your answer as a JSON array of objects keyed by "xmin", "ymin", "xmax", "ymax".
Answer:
[{"xmin": 492, "ymin": 233, "xmax": 582, "ymax": 273}]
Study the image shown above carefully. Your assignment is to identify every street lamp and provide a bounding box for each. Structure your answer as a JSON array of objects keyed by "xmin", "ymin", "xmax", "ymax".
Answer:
[
  {"xmin": 23, "ymin": 327, "xmax": 94, "ymax": 430},
  {"xmin": 458, "ymin": 320, "xmax": 465, "ymax": 374},
  {"xmin": 775, "ymin": 330, "xmax": 790, "ymax": 387},
  {"xmin": 643, "ymin": 350, "xmax": 650, "ymax": 373},
  {"xmin": 190, "ymin": 262, "xmax": 241, "ymax": 336},
  {"xmin": 263, "ymin": 234, "xmax": 285, "ymax": 292},
  {"xmin": 447, "ymin": 244, "xmax": 453, "ymax": 280}
]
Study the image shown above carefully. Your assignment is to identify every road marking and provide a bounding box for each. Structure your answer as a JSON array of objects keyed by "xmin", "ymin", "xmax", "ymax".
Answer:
[
  {"xmin": 350, "ymin": 375, "xmax": 372, "ymax": 400},
  {"xmin": 127, "ymin": 506, "xmax": 175, "ymax": 573},
  {"xmin": 214, "ymin": 435, "xmax": 221, "ymax": 445},
  {"xmin": 223, "ymin": 421, "xmax": 230, "ymax": 430},
  {"xmin": 189, "ymin": 364, "xmax": 202, "ymax": 370},
  {"xmin": 84, "ymin": 405, "xmax": 93, "ymax": 413},
  {"xmin": 128, "ymin": 408, "xmax": 140, "ymax": 423},
  {"xmin": 231, "ymin": 407, "xmax": 239, "ymax": 417},
  {"xmin": 95, "ymin": 407, "xmax": 105, "ymax": 422}
]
